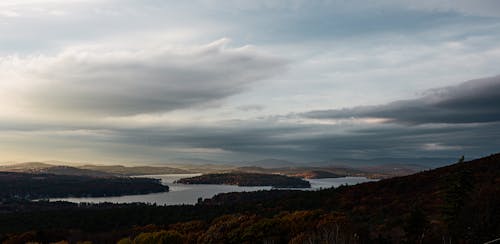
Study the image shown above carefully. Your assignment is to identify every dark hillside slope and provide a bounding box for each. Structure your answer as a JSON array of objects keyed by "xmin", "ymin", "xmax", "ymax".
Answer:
[
  {"xmin": 329, "ymin": 153, "xmax": 499, "ymax": 239},
  {"xmin": 202, "ymin": 154, "xmax": 500, "ymax": 241}
]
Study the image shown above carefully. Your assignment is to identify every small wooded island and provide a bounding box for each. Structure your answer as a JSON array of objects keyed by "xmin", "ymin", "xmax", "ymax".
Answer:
[{"xmin": 176, "ymin": 172, "xmax": 311, "ymax": 188}]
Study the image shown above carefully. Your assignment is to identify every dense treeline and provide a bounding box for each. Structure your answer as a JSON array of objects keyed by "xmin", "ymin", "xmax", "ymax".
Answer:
[
  {"xmin": 175, "ymin": 172, "xmax": 311, "ymax": 188},
  {"xmin": 115, "ymin": 210, "xmax": 359, "ymax": 244},
  {"xmin": 0, "ymin": 154, "xmax": 499, "ymax": 243},
  {"xmin": 0, "ymin": 172, "xmax": 168, "ymax": 200}
]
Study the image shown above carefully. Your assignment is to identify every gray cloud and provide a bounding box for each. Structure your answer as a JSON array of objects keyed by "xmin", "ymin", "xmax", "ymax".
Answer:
[
  {"xmin": 302, "ymin": 75, "xmax": 500, "ymax": 124},
  {"xmin": 3, "ymin": 75, "xmax": 500, "ymax": 166},
  {"xmin": 236, "ymin": 104, "xmax": 265, "ymax": 112},
  {"xmin": 69, "ymin": 119, "xmax": 498, "ymax": 166},
  {"xmin": 2, "ymin": 104, "xmax": 499, "ymax": 166},
  {"xmin": 18, "ymin": 39, "xmax": 286, "ymax": 116}
]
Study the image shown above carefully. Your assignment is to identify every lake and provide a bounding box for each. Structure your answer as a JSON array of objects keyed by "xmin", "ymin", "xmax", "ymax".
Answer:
[{"xmin": 49, "ymin": 174, "xmax": 376, "ymax": 205}]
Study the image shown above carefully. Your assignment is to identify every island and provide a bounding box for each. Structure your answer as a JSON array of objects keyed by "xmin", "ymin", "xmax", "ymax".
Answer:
[
  {"xmin": 175, "ymin": 172, "xmax": 311, "ymax": 188},
  {"xmin": 0, "ymin": 172, "xmax": 169, "ymax": 200}
]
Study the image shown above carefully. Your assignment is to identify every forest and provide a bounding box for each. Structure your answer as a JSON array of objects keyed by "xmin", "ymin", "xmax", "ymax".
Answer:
[
  {"xmin": 0, "ymin": 153, "xmax": 499, "ymax": 243},
  {"xmin": 175, "ymin": 172, "xmax": 311, "ymax": 188},
  {"xmin": 0, "ymin": 172, "xmax": 169, "ymax": 200}
]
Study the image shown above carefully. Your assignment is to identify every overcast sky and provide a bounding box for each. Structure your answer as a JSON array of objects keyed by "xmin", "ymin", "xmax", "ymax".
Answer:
[{"xmin": 1, "ymin": 0, "xmax": 499, "ymax": 166}]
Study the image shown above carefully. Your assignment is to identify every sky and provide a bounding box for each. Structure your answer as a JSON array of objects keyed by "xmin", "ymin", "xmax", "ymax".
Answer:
[{"xmin": 1, "ymin": 0, "xmax": 500, "ymax": 166}]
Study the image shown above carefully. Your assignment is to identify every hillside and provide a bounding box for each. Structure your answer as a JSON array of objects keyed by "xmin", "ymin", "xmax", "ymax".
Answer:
[
  {"xmin": 0, "ymin": 161, "xmax": 418, "ymax": 179},
  {"xmin": 0, "ymin": 162, "xmax": 54, "ymax": 171},
  {"xmin": 200, "ymin": 154, "xmax": 500, "ymax": 242},
  {"xmin": 0, "ymin": 162, "xmax": 192, "ymax": 177},
  {"xmin": 286, "ymin": 170, "xmax": 344, "ymax": 179},
  {"xmin": 234, "ymin": 166, "xmax": 347, "ymax": 179},
  {"xmin": 233, "ymin": 165, "xmax": 418, "ymax": 179},
  {"xmin": 0, "ymin": 163, "xmax": 117, "ymax": 178},
  {"xmin": 24, "ymin": 166, "xmax": 115, "ymax": 178}
]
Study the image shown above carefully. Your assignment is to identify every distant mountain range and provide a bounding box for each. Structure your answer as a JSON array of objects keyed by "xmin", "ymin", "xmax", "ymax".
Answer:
[
  {"xmin": 239, "ymin": 158, "xmax": 428, "ymax": 174},
  {"xmin": 0, "ymin": 162, "xmax": 190, "ymax": 177},
  {"xmin": 0, "ymin": 158, "xmax": 428, "ymax": 179},
  {"xmin": 0, "ymin": 163, "xmax": 114, "ymax": 178},
  {"xmin": 240, "ymin": 158, "xmax": 298, "ymax": 168},
  {"xmin": 79, "ymin": 164, "xmax": 191, "ymax": 176}
]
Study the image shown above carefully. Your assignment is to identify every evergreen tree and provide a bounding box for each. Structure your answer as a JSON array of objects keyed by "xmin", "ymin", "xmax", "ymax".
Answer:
[{"xmin": 442, "ymin": 156, "xmax": 474, "ymax": 240}]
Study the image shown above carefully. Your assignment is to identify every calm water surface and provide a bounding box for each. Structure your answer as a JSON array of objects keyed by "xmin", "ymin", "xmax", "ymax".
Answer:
[{"xmin": 50, "ymin": 174, "xmax": 376, "ymax": 205}]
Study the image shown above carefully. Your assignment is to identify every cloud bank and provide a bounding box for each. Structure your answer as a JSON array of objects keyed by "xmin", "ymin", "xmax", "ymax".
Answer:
[
  {"xmin": 302, "ymin": 75, "xmax": 500, "ymax": 124},
  {"xmin": 3, "ymin": 75, "xmax": 498, "ymax": 166},
  {"xmin": 1, "ymin": 39, "xmax": 286, "ymax": 116}
]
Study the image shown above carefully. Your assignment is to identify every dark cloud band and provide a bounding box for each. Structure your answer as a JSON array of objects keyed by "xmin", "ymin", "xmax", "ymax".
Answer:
[{"xmin": 302, "ymin": 75, "xmax": 500, "ymax": 124}]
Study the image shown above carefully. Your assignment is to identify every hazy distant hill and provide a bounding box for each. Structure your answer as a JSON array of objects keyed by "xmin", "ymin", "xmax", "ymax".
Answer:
[
  {"xmin": 358, "ymin": 163, "xmax": 428, "ymax": 178},
  {"xmin": 0, "ymin": 163, "xmax": 116, "ymax": 178},
  {"xmin": 166, "ymin": 163, "xmax": 237, "ymax": 174},
  {"xmin": 0, "ymin": 162, "xmax": 192, "ymax": 177},
  {"xmin": 79, "ymin": 164, "xmax": 192, "ymax": 176},
  {"xmin": 31, "ymin": 166, "xmax": 117, "ymax": 178},
  {"xmin": 287, "ymin": 170, "xmax": 345, "ymax": 179},
  {"xmin": 0, "ymin": 160, "xmax": 423, "ymax": 179},
  {"xmin": 234, "ymin": 166, "xmax": 347, "ymax": 179},
  {"xmin": 0, "ymin": 162, "xmax": 54, "ymax": 171},
  {"xmin": 241, "ymin": 158, "xmax": 297, "ymax": 168},
  {"xmin": 311, "ymin": 157, "xmax": 445, "ymax": 168},
  {"xmin": 234, "ymin": 159, "xmax": 425, "ymax": 178}
]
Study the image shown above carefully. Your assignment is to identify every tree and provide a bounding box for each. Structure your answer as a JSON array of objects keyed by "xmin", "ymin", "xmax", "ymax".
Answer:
[
  {"xmin": 133, "ymin": 230, "xmax": 183, "ymax": 244},
  {"xmin": 442, "ymin": 156, "xmax": 474, "ymax": 241},
  {"xmin": 404, "ymin": 206, "xmax": 428, "ymax": 243}
]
